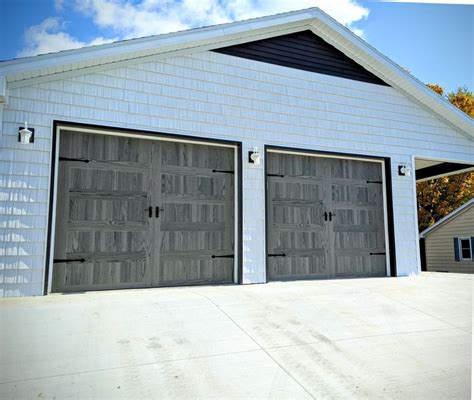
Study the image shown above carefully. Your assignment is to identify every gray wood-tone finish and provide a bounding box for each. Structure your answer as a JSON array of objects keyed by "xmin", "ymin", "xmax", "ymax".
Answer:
[
  {"xmin": 53, "ymin": 131, "xmax": 154, "ymax": 292},
  {"xmin": 328, "ymin": 158, "xmax": 386, "ymax": 278},
  {"xmin": 53, "ymin": 131, "xmax": 235, "ymax": 292},
  {"xmin": 266, "ymin": 152, "xmax": 386, "ymax": 281},
  {"xmin": 267, "ymin": 153, "xmax": 330, "ymax": 280},
  {"xmin": 157, "ymin": 141, "xmax": 235, "ymax": 286}
]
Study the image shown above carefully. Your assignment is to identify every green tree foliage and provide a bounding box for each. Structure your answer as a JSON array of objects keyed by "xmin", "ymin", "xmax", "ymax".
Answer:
[{"xmin": 417, "ymin": 84, "xmax": 474, "ymax": 232}]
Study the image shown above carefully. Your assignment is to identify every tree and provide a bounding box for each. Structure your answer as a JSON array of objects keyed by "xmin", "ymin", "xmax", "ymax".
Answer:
[
  {"xmin": 417, "ymin": 173, "xmax": 473, "ymax": 232},
  {"xmin": 447, "ymin": 86, "xmax": 474, "ymax": 117},
  {"xmin": 417, "ymin": 84, "xmax": 474, "ymax": 232}
]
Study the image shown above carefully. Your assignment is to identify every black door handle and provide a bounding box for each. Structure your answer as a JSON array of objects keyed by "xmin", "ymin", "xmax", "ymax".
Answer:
[
  {"xmin": 329, "ymin": 212, "xmax": 336, "ymax": 221},
  {"xmin": 145, "ymin": 206, "xmax": 152, "ymax": 218},
  {"xmin": 324, "ymin": 211, "xmax": 328, "ymax": 221},
  {"xmin": 155, "ymin": 207, "xmax": 164, "ymax": 218}
]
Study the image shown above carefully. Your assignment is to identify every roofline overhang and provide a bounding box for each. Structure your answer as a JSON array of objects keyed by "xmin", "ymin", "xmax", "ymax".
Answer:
[{"xmin": 0, "ymin": 7, "xmax": 472, "ymax": 138}]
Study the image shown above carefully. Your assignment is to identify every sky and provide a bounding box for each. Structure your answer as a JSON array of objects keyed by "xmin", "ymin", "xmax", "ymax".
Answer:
[{"xmin": 0, "ymin": 0, "xmax": 472, "ymax": 93}]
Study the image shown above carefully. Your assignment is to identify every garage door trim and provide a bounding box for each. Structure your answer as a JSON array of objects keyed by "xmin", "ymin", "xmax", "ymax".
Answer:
[
  {"xmin": 264, "ymin": 145, "xmax": 397, "ymax": 282},
  {"xmin": 44, "ymin": 121, "xmax": 243, "ymax": 294}
]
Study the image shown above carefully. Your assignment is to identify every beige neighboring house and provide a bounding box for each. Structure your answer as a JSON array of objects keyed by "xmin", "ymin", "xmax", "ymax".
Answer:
[{"xmin": 420, "ymin": 199, "xmax": 474, "ymax": 273}]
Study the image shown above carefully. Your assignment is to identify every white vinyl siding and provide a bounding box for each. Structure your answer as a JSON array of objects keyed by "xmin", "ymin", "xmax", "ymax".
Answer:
[{"xmin": 1, "ymin": 51, "xmax": 474, "ymax": 296}]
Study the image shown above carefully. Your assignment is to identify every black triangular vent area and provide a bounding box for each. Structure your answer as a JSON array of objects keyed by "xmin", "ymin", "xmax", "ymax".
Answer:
[{"xmin": 213, "ymin": 30, "xmax": 389, "ymax": 86}]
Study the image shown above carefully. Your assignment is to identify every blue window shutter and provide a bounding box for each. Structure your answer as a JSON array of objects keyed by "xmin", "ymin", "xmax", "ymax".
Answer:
[
  {"xmin": 471, "ymin": 237, "xmax": 474, "ymax": 261},
  {"xmin": 454, "ymin": 238, "xmax": 460, "ymax": 261}
]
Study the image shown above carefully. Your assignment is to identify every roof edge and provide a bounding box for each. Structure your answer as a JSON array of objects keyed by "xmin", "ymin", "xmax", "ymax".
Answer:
[
  {"xmin": 420, "ymin": 198, "xmax": 474, "ymax": 238},
  {"xmin": 0, "ymin": 7, "xmax": 472, "ymax": 138}
]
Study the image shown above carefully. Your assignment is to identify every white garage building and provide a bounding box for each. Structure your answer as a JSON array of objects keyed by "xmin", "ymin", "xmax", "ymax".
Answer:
[{"xmin": 0, "ymin": 8, "xmax": 473, "ymax": 296}]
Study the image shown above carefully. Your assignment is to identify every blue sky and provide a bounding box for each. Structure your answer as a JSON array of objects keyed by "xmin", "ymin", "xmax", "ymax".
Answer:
[{"xmin": 0, "ymin": 0, "xmax": 472, "ymax": 93}]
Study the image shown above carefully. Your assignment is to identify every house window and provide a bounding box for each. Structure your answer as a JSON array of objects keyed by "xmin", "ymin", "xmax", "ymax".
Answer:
[{"xmin": 459, "ymin": 238, "xmax": 472, "ymax": 261}]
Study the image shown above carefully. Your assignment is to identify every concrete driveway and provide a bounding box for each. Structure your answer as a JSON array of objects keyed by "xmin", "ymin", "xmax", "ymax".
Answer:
[{"xmin": 1, "ymin": 272, "xmax": 471, "ymax": 399}]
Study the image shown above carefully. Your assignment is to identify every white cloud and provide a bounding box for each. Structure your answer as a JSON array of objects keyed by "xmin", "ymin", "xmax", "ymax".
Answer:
[
  {"xmin": 75, "ymin": 0, "xmax": 369, "ymax": 39},
  {"xmin": 18, "ymin": 1, "xmax": 369, "ymax": 57},
  {"xmin": 18, "ymin": 17, "xmax": 117, "ymax": 57}
]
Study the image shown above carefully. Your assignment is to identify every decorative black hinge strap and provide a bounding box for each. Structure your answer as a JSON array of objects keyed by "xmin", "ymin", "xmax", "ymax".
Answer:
[
  {"xmin": 212, "ymin": 170, "xmax": 234, "ymax": 174},
  {"xmin": 267, "ymin": 174, "xmax": 285, "ymax": 177},
  {"xmin": 268, "ymin": 253, "xmax": 286, "ymax": 257},
  {"xmin": 367, "ymin": 180, "xmax": 383, "ymax": 184},
  {"xmin": 59, "ymin": 157, "xmax": 90, "ymax": 163},
  {"xmin": 53, "ymin": 258, "xmax": 86, "ymax": 263},
  {"xmin": 211, "ymin": 254, "xmax": 234, "ymax": 258},
  {"xmin": 370, "ymin": 252, "xmax": 386, "ymax": 256}
]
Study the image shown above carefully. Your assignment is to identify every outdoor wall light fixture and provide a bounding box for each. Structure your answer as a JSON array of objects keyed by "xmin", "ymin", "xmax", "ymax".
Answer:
[
  {"xmin": 398, "ymin": 165, "xmax": 411, "ymax": 176},
  {"xmin": 248, "ymin": 147, "xmax": 261, "ymax": 165},
  {"xmin": 18, "ymin": 122, "xmax": 34, "ymax": 144}
]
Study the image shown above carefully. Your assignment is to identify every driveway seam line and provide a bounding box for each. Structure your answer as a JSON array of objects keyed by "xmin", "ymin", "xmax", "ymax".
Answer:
[
  {"xmin": 0, "ymin": 348, "xmax": 262, "ymax": 386},
  {"xmin": 191, "ymin": 291, "xmax": 316, "ymax": 400}
]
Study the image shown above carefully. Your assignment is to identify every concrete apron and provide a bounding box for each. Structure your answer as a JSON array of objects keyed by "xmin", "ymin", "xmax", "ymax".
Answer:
[{"xmin": 0, "ymin": 272, "xmax": 472, "ymax": 399}]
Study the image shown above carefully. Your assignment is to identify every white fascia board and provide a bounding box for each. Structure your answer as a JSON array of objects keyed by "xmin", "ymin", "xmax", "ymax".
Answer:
[
  {"xmin": 0, "ymin": 9, "xmax": 317, "ymax": 79},
  {"xmin": 420, "ymin": 199, "xmax": 474, "ymax": 238}
]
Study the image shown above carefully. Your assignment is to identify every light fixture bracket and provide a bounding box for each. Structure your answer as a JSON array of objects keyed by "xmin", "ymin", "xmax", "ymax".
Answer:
[{"xmin": 18, "ymin": 122, "xmax": 34, "ymax": 144}]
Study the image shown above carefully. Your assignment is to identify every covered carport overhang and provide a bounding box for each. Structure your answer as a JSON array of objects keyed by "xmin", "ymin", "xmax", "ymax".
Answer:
[{"xmin": 415, "ymin": 159, "xmax": 474, "ymax": 182}]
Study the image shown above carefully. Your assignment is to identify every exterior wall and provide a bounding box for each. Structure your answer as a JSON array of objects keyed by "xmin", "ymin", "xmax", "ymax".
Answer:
[
  {"xmin": 1, "ymin": 51, "xmax": 473, "ymax": 296},
  {"xmin": 425, "ymin": 206, "xmax": 474, "ymax": 273}
]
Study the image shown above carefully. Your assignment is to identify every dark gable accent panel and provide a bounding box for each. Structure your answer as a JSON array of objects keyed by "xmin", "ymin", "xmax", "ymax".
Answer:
[{"xmin": 213, "ymin": 30, "xmax": 389, "ymax": 86}]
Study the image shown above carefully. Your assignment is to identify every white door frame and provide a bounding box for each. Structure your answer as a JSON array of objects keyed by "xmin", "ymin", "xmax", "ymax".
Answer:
[{"xmin": 46, "ymin": 124, "xmax": 241, "ymax": 293}]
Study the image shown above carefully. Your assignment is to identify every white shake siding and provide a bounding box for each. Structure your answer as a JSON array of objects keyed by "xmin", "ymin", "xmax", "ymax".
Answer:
[{"xmin": 1, "ymin": 51, "xmax": 473, "ymax": 296}]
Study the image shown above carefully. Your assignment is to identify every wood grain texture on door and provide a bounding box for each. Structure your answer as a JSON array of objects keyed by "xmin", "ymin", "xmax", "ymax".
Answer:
[
  {"xmin": 52, "ymin": 131, "xmax": 235, "ymax": 292},
  {"xmin": 266, "ymin": 152, "xmax": 386, "ymax": 281},
  {"xmin": 157, "ymin": 142, "xmax": 235, "ymax": 286},
  {"xmin": 52, "ymin": 131, "xmax": 154, "ymax": 292},
  {"xmin": 266, "ymin": 153, "xmax": 329, "ymax": 280},
  {"xmin": 328, "ymin": 158, "xmax": 386, "ymax": 277}
]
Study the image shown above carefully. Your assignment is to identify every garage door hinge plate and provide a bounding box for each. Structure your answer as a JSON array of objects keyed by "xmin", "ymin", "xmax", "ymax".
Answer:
[
  {"xmin": 212, "ymin": 170, "xmax": 234, "ymax": 174},
  {"xmin": 59, "ymin": 157, "xmax": 90, "ymax": 163},
  {"xmin": 366, "ymin": 180, "xmax": 383, "ymax": 184},
  {"xmin": 54, "ymin": 258, "xmax": 86, "ymax": 263}
]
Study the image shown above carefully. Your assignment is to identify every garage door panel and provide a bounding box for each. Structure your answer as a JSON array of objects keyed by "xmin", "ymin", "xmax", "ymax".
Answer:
[
  {"xmin": 331, "ymin": 184, "xmax": 381, "ymax": 206},
  {"xmin": 161, "ymin": 142, "xmax": 234, "ymax": 170},
  {"xmin": 267, "ymin": 152, "xmax": 386, "ymax": 281},
  {"xmin": 54, "ymin": 130, "xmax": 235, "ymax": 292},
  {"xmin": 267, "ymin": 153, "xmax": 325, "ymax": 177},
  {"xmin": 69, "ymin": 197, "xmax": 147, "ymax": 222},
  {"xmin": 272, "ymin": 205, "xmax": 325, "ymax": 225},
  {"xmin": 159, "ymin": 258, "xmax": 233, "ymax": 286},
  {"xmin": 161, "ymin": 174, "xmax": 231, "ymax": 200},
  {"xmin": 330, "ymin": 159, "xmax": 382, "ymax": 180},
  {"xmin": 66, "ymin": 231, "xmax": 147, "ymax": 253},
  {"xmin": 160, "ymin": 231, "xmax": 229, "ymax": 252},
  {"xmin": 269, "ymin": 254, "xmax": 328, "ymax": 279},
  {"xmin": 334, "ymin": 232, "xmax": 384, "ymax": 250},
  {"xmin": 272, "ymin": 181, "xmax": 323, "ymax": 202},
  {"xmin": 273, "ymin": 231, "xmax": 328, "ymax": 251},
  {"xmin": 335, "ymin": 255, "xmax": 386, "ymax": 277}
]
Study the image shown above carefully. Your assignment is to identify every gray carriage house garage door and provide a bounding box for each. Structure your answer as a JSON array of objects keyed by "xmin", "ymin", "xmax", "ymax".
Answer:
[
  {"xmin": 52, "ymin": 129, "xmax": 236, "ymax": 292},
  {"xmin": 266, "ymin": 151, "xmax": 388, "ymax": 281}
]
